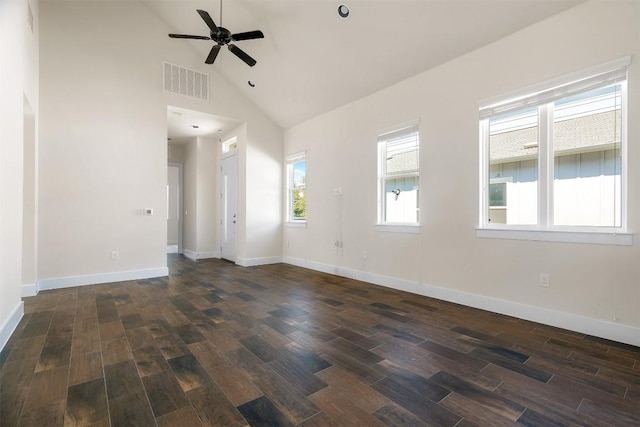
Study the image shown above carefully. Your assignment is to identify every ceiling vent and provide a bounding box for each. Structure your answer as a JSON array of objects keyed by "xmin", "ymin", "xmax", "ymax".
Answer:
[{"xmin": 163, "ymin": 62, "xmax": 209, "ymax": 102}]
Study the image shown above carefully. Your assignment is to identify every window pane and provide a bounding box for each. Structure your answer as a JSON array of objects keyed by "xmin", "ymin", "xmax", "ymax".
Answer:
[
  {"xmin": 292, "ymin": 188, "xmax": 306, "ymax": 220},
  {"xmin": 385, "ymin": 134, "xmax": 418, "ymax": 175},
  {"xmin": 553, "ymin": 84, "xmax": 622, "ymax": 226},
  {"xmin": 222, "ymin": 137, "xmax": 237, "ymax": 153},
  {"xmin": 292, "ymin": 160, "xmax": 306, "ymax": 189},
  {"xmin": 489, "ymin": 182, "xmax": 506, "ymax": 207},
  {"xmin": 488, "ymin": 109, "xmax": 538, "ymax": 225},
  {"xmin": 384, "ymin": 177, "xmax": 418, "ymax": 223}
]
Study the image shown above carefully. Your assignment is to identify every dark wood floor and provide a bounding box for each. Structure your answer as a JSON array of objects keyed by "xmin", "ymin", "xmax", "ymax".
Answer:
[{"xmin": 1, "ymin": 255, "xmax": 639, "ymax": 426}]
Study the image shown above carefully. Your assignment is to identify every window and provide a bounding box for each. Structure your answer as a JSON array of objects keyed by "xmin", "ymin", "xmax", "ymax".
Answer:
[
  {"xmin": 480, "ymin": 59, "xmax": 628, "ymax": 234},
  {"xmin": 286, "ymin": 152, "xmax": 306, "ymax": 223},
  {"xmin": 378, "ymin": 121, "xmax": 420, "ymax": 225},
  {"xmin": 222, "ymin": 137, "xmax": 237, "ymax": 153}
]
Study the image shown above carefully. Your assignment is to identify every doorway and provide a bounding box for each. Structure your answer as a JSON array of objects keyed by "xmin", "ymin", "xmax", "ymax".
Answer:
[
  {"xmin": 220, "ymin": 152, "xmax": 237, "ymax": 262},
  {"xmin": 167, "ymin": 163, "xmax": 183, "ymax": 254}
]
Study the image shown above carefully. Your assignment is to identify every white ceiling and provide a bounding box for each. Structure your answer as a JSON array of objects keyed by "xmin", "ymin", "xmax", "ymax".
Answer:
[
  {"xmin": 167, "ymin": 105, "xmax": 241, "ymax": 144},
  {"xmin": 147, "ymin": 0, "xmax": 582, "ymax": 130}
]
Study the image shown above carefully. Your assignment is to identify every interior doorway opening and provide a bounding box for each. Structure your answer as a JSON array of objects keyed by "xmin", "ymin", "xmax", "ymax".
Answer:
[
  {"xmin": 167, "ymin": 163, "xmax": 183, "ymax": 254},
  {"xmin": 166, "ymin": 105, "xmax": 242, "ymax": 261}
]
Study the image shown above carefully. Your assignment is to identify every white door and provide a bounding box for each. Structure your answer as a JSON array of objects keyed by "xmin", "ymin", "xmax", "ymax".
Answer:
[{"xmin": 221, "ymin": 153, "xmax": 237, "ymax": 262}]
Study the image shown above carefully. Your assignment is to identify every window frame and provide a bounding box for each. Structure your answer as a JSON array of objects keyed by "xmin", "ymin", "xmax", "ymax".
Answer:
[
  {"xmin": 285, "ymin": 151, "xmax": 307, "ymax": 225},
  {"xmin": 221, "ymin": 136, "xmax": 237, "ymax": 154},
  {"xmin": 477, "ymin": 57, "xmax": 633, "ymax": 246},
  {"xmin": 377, "ymin": 120, "xmax": 421, "ymax": 228}
]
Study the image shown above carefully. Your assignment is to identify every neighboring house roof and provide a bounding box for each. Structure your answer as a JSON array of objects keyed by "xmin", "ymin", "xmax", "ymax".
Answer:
[
  {"xmin": 387, "ymin": 150, "xmax": 419, "ymax": 175},
  {"xmin": 490, "ymin": 110, "xmax": 621, "ymax": 164}
]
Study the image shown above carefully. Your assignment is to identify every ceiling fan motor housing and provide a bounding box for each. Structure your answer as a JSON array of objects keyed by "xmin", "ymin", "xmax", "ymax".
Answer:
[{"xmin": 213, "ymin": 27, "xmax": 232, "ymax": 45}]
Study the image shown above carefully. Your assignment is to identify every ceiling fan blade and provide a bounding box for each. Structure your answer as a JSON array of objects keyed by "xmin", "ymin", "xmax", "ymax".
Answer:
[
  {"xmin": 231, "ymin": 30, "xmax": 264, "ymax": 41},
  {"xmin": 205, "ymin": 45, "xmax": 222, "ymax": 64},
  {"xmin": 197, "ymin": 9, "xmax": 219, "ymax": 34},
  {"xmin": 228, "ymin": 44, "xmax": 257, "ymax": 67},
  {"xmin": 169, "ymin": 34, "xmax": 211, "ymax": 40}
]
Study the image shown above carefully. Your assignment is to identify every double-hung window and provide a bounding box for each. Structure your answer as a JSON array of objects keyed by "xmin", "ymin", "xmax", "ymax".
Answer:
[
  {"xmin": 479, "ymin": 58, "xmax": 630, "ymax": 243},
  {"xmin": 377, "ymin": 121, "xmax": 420, "ymax": 225},
  {"xmin": 286, "ymin": 152, "xmax": 306, "ymax": 223}
]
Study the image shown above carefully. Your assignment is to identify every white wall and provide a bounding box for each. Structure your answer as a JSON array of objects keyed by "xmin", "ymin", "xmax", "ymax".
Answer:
[
  {"xmin": 196, "ymin": 136, "xmax": 218, "ymax": 256},
  {"xmin": 168, "ymin": 143, "xmax": 185, "ymax": 164},
  {"xmin": 183, "ymin": 138, "xmax": 198, "ymax": 254},
  {"xmin": 0, "ymin": 0, "xmax": 39, "ymax": 349},
  {"xmin": 182, "ymin": 136, "xmax": 220, "ymax": 259},
  {"xmin": 167, "ymin": 165, "xmax": 180, "ymax": 246},
  {"xmin": 38, "ymin": 1, "xmax": 282, "ymax": 285},
  {"xmin": 243, "ymin": 120, "xmax": 283, "ymax": 264},
  {"xmin": 284, "ymin": 1, "xmax": 640, "ymax": 345}
]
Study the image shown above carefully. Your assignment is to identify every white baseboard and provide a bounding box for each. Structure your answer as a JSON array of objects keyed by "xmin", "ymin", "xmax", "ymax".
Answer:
[
  {"xmin": 167, "ymin": 245, "xmax": 179, "ymax": 254},
  {"xmin": 21, "ymin": 283, "xmax": 38, "ymax": 297},
  {"xmin": 183, "ymin": 249, "xmax": 219, "ymax": 261},
  {"xmin": 282, "ymin": 256, "xmax": 640, "ymax": 347},
  {"xmin": 183, "ymin": 250, "xmax": 198, "ymax": 261},
  {"xmin": 1, "ymin": 301, "xmax": 24, "ymax": 352},
  {"xmin": 236, "ymin": 256, "xmax": 282, "ymax": 267},
  {"xmin": 37, "ymin": 267, "xmax": 169, "ymax": 291},
  {"xmin": 198, "ymin": 251, "xmax": 219, "ymax": 260}
]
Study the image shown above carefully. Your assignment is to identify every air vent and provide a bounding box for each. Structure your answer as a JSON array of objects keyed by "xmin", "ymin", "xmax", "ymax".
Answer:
[{"xmin": 163, "ymin": 62, "xmax": 209, "ymax": 102}]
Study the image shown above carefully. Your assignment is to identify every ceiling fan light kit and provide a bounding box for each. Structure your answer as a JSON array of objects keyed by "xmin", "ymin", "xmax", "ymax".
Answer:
[{"xmin": 168, "ymin": 4, "xmax": 264, "ymax": 67}]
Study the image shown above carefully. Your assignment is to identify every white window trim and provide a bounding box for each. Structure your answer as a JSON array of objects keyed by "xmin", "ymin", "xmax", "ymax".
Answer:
[
  {"xmin": 476, "ymin": 228, "xmax": 633, "ymax": 246},
  {"xmin": 478, "ymin": 58, "xmax": 632, "ymax": 245},
  {"xmin": 285, "ymin": 221, "xmax": 306, "ymax": 228},
  {"xmin": 376, "ymin": 224, "xmax": 421, "ymax": 234},
  {"xmin": 377, "ymin": 119, "xmax": 421, "ymax": 228},
  {"xmin": 478, "ymin": 56, "xmax": 631, "ymax": 115},
  {"xmin": 286, "ymin": 151, "xmax": 306, "ymax": 225}
]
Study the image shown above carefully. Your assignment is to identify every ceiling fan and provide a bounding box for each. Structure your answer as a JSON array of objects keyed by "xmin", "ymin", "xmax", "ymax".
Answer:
[{"xmin": 168, "ymin": 6, "xmax": 264, "ymax": 67}]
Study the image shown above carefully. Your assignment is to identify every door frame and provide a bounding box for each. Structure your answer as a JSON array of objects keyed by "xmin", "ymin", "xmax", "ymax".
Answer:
[{"xmin": 168, "ymin": 162, "xmax": 184, "ymax": 254}]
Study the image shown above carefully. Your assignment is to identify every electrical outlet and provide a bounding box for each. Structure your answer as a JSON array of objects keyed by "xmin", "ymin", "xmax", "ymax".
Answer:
[
  {"xmin": 539, "ymin": 273, "xmax": 550, "ymax": 287},
  {"xmin": 111, "ymin": 250, "xmax": 119, "ymax": 260}
]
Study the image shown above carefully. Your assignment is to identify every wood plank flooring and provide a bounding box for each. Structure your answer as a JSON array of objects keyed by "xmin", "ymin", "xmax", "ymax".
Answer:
[{"xmin": 1, "ymin": 255, "xmax": 639, "ymax": 426}]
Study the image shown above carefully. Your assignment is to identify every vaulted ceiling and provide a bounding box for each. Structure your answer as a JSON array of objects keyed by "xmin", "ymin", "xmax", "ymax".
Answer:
[{"xmin": 145, "ymin": 0, "xmax": 582, "ymax": 130}]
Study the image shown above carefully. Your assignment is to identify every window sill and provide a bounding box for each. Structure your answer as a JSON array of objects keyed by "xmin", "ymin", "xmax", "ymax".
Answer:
[
  {"xmin": 376, "ymin": 224, "xmax": 421, "ymax": 234},
  {"xmin": 476, "ymin": 227, "xmax": 633, "ymax": 246},
  {"xmin": 285, "ymin": 221, "xmax": 306, "ymax": 228}
]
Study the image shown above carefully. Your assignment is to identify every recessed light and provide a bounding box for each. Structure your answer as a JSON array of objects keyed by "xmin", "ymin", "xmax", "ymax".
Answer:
[
  {"xmin": 192, "ymin": 125, "xmax": 199, "ymax": 129},
  {"xmin": 338, "ymin": 4, "xmax": 349, "ymax": 18},
  {"xmin": 248, "ymin": 80, "xmax": 256, "ymax": 87}
]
